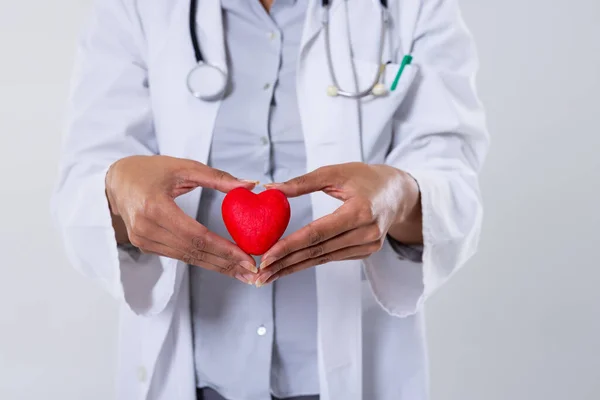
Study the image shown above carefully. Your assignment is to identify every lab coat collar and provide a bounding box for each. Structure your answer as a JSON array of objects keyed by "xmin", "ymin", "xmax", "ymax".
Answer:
[{"xmin": 191, "ymin": 0, "xmax": 343, "ymax": 70}]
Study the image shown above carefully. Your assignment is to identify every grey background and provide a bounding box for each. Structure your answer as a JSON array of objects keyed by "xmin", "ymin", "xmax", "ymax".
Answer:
[{"xmin": 0, "ymin": 0, "xmax": 598, "ymax": 399}]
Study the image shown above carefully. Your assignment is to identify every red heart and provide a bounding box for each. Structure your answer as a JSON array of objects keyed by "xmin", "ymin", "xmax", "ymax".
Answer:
[{"xmin": 222, "ymin": 188, "xmax": 291, "ymax": 256}]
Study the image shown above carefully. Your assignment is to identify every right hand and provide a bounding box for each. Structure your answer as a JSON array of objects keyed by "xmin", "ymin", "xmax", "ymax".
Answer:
[{"xmin": 105, "ymin": 155, "xmax": 259, "ymax": 284}]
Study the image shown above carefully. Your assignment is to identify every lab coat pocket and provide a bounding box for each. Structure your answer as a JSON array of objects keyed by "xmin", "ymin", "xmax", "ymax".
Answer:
[{"xmin": 351, "ymin": 58, "xmax": 418, "ymax": 160}]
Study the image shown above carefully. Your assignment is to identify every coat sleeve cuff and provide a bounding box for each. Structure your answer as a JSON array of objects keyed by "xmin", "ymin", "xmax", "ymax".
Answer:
[
  {"xmin": 386, "ymin": 236, "xmax": 424, "ymax": 263},
  {"xmin": 363, "ymin": 169, "xmax": 482, "ymax": 317},
  {"xmin": 53, "ymin": 168, "xmax": 177, "ymax": 317}
]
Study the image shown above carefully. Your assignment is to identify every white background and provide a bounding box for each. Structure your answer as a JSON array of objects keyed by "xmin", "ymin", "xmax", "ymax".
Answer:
[{"xmin": 0, "ymin": 1, "xmax": 599, "ymax": 399}]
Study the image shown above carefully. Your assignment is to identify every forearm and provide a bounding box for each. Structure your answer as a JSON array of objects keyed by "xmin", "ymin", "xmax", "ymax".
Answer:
[{"xmin": 387, "ymin": 170, "xmax": 423, "ymax": 245}]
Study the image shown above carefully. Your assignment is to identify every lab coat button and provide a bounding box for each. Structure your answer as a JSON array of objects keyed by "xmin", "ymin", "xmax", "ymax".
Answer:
[
  {"xmin": 268, "ymin": 31, "xmax": 277, "ymax": 40},
  {"xmin": 257, "ymin": 325, "xmax": 267, "ymax": 336},
  {"xmin": 261, "ymin": 136, "xmax": 269, "ymax": 145},
  {"xmin": 263, "ymin": 83, "xmax": 271, "ymax": 90},
  {"xmin": 137, "ymin": 366, "xmax": 147, "ymax": 383}
]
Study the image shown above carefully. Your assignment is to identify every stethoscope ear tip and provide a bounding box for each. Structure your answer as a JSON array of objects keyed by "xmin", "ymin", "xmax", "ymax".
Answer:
[{"xmin": 326, "ymin": 85, "xmax": 339, "ymax": 97}]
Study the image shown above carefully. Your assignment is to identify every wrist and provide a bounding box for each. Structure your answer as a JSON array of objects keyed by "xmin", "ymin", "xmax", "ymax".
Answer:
[
  {"xmin": 394, "ymin": 170, "xmax": 421, "ymax": 225},
  {"xmin": 388, "ymin": 169, "xmax": 423, "ymax": 245},
  {"xmin": 105, "ymin": 159, "xmax": 123, "ymax": 216}
]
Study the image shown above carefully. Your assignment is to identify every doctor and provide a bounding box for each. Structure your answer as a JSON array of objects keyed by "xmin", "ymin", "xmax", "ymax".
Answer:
[{"xmin": 52, "ymin": 0, "xmax": 488, "ymax": 399}]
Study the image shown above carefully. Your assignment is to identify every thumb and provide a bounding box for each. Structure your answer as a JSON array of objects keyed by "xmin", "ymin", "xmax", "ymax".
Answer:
[
  {"xmin": 266, "ymin": 166, "xmax": 341, "ymax": 198},
  {"xmin": 177, "ymin": 163, "xmax": 258, "ymax": 194}
]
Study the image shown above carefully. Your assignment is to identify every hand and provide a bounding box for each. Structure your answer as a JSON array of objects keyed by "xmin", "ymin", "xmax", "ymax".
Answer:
[
  {"xmin": 105, "ymin": 155, "xmax": 259, "ymax": 284},
  {"xmin": 253, "ymin": 162, "xmax": 421, "ymax": 286}
]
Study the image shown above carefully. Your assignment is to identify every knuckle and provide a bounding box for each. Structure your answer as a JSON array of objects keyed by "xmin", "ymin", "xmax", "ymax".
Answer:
[
  {"xmin": 222, "ymin": 261, "xmax": 237, "ymax": 272},
  {"xmin": 213, "ymin": 169, "xmax": 229, "ymax": 182},
  {"xmin": 290, "ymin": 174, "xmax": 308, "ymax": 187},
  {"xmin": 128, "ymin": 234, "xmax": 145, "ymax": 250},
  {"xmin": 173, "ymin": 176, "xmax": 186, "ymax": 187},
  {"xmin": 279, "ymin": 239, "xmax": 293, "ymax": 257},
  {"xmin": 307, "ymin": 226, "xmax": 324, "ymax": 245},
  {"xmin": 221, "ymin": 248, "xmax": 235, "ymax": 261},
  {"xmin": 268, "ymin": 261, "xmax": 284, "ymax": 274},
  {"xmin": 191, "ymin": 236, "xmax": 206, "ymax": 251},
  {"xmin": 308, "ymin": 245, "xmax": 325, "ymax": 259},
  {"xmin": 190, "ymin": 249, "xmax": 205, "ymax": 262},
  {"xmin": 273, "ymin": 259, "xmax": 288, "ymax": 272},
  {"xmin": 366, "ymin": 224, "xmax": 383, "ymax": 242},
  {"xmin": 316, "ymin": 256, "xmax": 332, "ymax": 266}
]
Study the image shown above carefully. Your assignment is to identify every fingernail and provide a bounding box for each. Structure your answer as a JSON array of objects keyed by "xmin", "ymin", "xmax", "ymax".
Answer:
[
  {"xmin": 235, "ymin": 276, "xmax": 252, "ymax": 285},
  {"xmin": 240, "ymin": 261, "xmax": 258, "ymax": 274},
  {"xmin": 259, "ymin": 257, "xmax": 276, "ymax": 270},
  {"xmin": 263, "ymin": 183, "xmax": 281, "ymax": 189},
  {"xmin": 255, "ymin": 273, "xmax": 273, "ymax": 287},
  {"xmin": 239, "ymin": 272, "xmax": 258, "ymax": 285},
  {"xmin": 255, "ymin": 281, "xmax": 268, "ymax": 288},
  {"xmin": 240, "ymin": 179, "xmax": 260, "ymax": 186}
]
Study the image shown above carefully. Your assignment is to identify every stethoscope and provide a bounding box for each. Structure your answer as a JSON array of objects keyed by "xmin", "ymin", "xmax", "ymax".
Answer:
[{"xmin": 187, "ymin": 0, "xmax": 390, "ymax": 101}]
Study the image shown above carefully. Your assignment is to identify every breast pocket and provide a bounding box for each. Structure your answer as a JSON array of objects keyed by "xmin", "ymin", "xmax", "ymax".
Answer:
[{"xmin": 352, "ymin": 58, "xmax": 419, "ymax": 161}]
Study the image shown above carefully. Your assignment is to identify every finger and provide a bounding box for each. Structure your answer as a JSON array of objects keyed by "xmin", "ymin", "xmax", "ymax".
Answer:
[
  {"xmin": 179, "ymin": 161, "xmax": 259, "ymax": 193},
  {"xmin": 147, "ymin": 198, "xmax": 257, "ymax": 272},
  {"xmin": 131, "ymin": 220, "xmax": 257, "ymax": 274},
  {"xmin": 256, "ymin": 242, "xmax": 379, "ymax": 286},
  {"xmin": 260, "ymin": 223, "xmax": 382, "ymax": 275},
  {"xmin": 132, "ymin": 236, "xmax": 257, "ymax": 285},
  {"xmin": 260, "ymin": 200, "xmax": 368, "ymax": 268},
  {"xmin": 265, "ymin": 165, "xmax": 342, "ymax": 197}
]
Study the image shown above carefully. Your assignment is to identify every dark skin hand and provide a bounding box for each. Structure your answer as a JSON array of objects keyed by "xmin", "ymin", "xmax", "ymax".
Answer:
[
  {"xmin": 105, "ymin": 155, "xmax": 260, "ymax": 284},
  {"xmin": 253, "ymin": 162, "xmax": 422, "ymax": 286}
]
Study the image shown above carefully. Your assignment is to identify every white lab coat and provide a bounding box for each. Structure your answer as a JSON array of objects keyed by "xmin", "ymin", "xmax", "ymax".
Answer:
[{"xmin": 51, "ymin": 0, "xmax": 488, "ymax": 399}]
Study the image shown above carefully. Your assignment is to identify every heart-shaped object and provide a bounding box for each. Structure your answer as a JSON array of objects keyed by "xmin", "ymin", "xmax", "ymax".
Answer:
[{"xmin": 222, "ymin": 188, "xmax": 291, "ymax": 256}]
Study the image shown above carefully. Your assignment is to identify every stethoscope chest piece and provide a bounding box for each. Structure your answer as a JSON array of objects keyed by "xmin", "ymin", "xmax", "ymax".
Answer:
[
  {"xmin": 187, "ymin": 62, "xmax": 228, "ymax": 101},
  {"xmin": 326, "ymin": 82, "xmax": 388, "ymax": 98},
  {"xmin": 371, "ymin": 83, "xmax": 388, "ymax": 96}
]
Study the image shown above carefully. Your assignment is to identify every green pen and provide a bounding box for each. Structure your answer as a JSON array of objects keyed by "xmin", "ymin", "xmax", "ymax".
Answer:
[{"xmin": 390, "ymin": 54, "xmax": 413, "ymax": 91}]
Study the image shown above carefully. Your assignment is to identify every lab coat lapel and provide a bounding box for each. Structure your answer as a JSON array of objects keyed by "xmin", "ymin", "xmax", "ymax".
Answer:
[
  {"xmin": 172, "ymin": 0, "xmax": 226, "ymax": 221},
  {"xmin": 193, "ymin": 0, "xmax": 228, "ymax": 75},
  {"xmin": 141, "ymin": 1, "xmax": 227, "ymax": 398},
  {"xmin": 171, "ymin": 1, "xmax": 227, "ymax": 220},
  {"xmin": 299, "ymin": 0, "xmax": 345, "ymax": 58},
  {"xmin": 298, "ymin": 2, "xmax": 364, "ymax": 400}
]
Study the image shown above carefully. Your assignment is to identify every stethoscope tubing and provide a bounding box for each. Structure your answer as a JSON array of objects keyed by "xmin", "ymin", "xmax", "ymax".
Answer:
[
  {"xmin": 187, "ymin": 0, "xmax": 389, "ymax": 100},
  {"xmin": 322, "ymin": 4, "xmax": 389, "ymax": 98}
]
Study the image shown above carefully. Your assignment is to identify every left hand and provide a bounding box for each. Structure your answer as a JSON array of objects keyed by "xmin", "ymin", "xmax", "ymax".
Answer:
[{"xmin": 254, "ymin": 162, "xmax": 421, "ymax": 286}]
